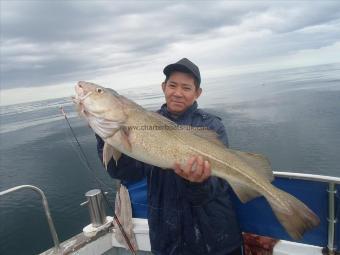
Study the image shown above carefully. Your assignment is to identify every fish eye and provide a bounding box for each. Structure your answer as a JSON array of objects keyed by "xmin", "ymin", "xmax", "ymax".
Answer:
[{"xmin": 96, "ymin": 88, "xmax": 103, "ymax": 93}]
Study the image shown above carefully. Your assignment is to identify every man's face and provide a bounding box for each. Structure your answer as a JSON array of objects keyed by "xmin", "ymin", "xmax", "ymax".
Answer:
[{"xmin": 162, "ymin": 71, "xmax": 202, "ymax": 115}]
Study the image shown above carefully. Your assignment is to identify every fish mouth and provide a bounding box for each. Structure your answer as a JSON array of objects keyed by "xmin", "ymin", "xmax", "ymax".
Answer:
[
  {"xmin": 71, "ymin": 95, "xmax": 80, "ymax": 104},
  {"xmin": 72, "ymin": 83, "xmax": 94, "ymax": 117},
  {"xmin": 73, "ymin": 82, "xmax": 93, "ymax": 104}
]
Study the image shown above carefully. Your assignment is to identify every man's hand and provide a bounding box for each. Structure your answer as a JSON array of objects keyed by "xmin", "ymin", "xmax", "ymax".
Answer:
[{"xmin": 173, "ymin": 156, "xmax": 211, "ymax": 183}]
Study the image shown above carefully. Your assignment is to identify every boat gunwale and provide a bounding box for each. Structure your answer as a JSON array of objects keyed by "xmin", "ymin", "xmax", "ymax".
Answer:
[{"xmin": 273, "ymin": 171, "xmax": 340, "ymax": 184}]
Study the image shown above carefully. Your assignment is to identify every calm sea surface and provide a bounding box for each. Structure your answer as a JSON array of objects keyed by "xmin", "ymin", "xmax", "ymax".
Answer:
[{"xmin": 1, "ymin": 64, "xmax": 340, "ymax": 255}]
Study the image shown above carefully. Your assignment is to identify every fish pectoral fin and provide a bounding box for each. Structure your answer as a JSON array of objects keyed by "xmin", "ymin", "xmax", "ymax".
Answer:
[
  {"xmin": 103, "ymin": 142, "xmax": 122, "ymax": 169},
  {"xmin": 228, "ymin": 180, "xmax": 262, "ymax": 203},
  {"xmin": 229, "ymin": 149, "xmax": 274, "ymax": 182},
  {"xmin": 112, "ymin": 149, "xmax": 122, "ymax": 163},
  {"xmin": 120, "ymin": 127, "xmax": 132, "ymax": 152}
]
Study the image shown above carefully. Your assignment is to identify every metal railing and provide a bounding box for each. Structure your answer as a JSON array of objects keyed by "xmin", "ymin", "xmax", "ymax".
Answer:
[
  {"xmin": 0, "ymin": 185, "xmax": 61, "ymax": 254},
  {"xmin": 274, "ymin": 171, "xmax": 339, "ymax": 254},
  {"xmin": 1, "ymin": 172, "xmax": 338, "ymax": 254}
]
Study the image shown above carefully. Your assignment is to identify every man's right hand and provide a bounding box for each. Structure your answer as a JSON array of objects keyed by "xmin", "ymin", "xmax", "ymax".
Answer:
[{"xmin": 173, "ymin": 156, "xmax": 211, "ymax": 183}]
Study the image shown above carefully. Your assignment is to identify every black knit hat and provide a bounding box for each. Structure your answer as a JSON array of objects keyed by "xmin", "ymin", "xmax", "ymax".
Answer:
[{"xmin": 163, "ymin": 58, "xmax": 201, "ymax": 86}]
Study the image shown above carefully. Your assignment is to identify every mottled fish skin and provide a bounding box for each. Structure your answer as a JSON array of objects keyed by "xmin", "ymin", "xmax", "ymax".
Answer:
[{"xmin": 74, "ymin": 81, "xmax": 320, "ymax": 240}]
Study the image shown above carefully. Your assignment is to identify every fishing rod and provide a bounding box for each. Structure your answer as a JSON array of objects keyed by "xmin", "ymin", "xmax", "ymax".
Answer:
[{"xmin": 60, "ymin": 106, "xmax": 137, "ymax": 255}]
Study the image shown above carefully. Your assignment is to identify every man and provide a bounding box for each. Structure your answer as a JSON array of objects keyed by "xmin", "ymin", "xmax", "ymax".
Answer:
[{"xmin": 96, "ymin": 58, "xmax": 243, "ymax": 255}]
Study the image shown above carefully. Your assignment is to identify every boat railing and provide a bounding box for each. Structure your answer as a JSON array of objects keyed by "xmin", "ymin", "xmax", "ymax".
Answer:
[
  {"xmin": 1, "ymin": 172, "xmax": 338, "ymax": 254},
  {"xmin": 273, "ymin": 171, "xmax": 340, "ymax": 184},
  {"xmin": 274, "ymin": 171, "xmax": 339, "ymax": 254},
  {"xmin": 0, "ymin": 185, "xmax": 61, "ymax": 254}
]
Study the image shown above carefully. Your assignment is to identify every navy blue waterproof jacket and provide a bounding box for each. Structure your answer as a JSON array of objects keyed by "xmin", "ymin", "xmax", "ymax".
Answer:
[{"xmin": 96, "ymin": 102, "xmax": 242, "ymax": 255}]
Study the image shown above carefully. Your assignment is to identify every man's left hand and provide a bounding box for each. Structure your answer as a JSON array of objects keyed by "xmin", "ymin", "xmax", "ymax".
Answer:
[{"xmin": 173, "ymin": 156, "xmax": 211, "ymax": 183}]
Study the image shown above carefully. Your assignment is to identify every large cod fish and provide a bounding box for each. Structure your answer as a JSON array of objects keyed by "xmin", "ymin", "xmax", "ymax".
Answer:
[{"xmin": 73, "ymin": 81, "xmax": 319, "ymax": 240}]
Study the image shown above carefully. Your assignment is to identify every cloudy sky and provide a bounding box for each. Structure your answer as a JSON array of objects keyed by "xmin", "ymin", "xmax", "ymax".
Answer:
[{"xmin": 1, "ymin": 1, "xmax": 340, "ymax": 105}]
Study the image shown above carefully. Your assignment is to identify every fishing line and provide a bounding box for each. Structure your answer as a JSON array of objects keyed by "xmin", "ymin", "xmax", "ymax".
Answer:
[
  {"xmin": 60, "ymin": 117, "xmax": 117, "ymax": 195},
  {"xmin": 62, "ymin": 121, "xmax": 92, "ymax": 171},
  {"xmin": 62, "ymin": 124, "xmax": 117, "ymax": 196},
  {"xmin": 64, "ymin": 125, "xmax": 116, "ymax": 193},
  {"xmin": 60, "ymin": 106, "xmax": 137, "ymax": 255},
  {"xmin": 60, "ymin": 107, "xmax": 116, "ymax": 192}
]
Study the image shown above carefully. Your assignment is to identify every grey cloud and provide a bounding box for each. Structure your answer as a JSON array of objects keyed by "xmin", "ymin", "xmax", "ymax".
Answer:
[
  {"xmin": 1, "ymin": 1, "xmax": 253, "ymax": 45},
  {"xmin": 2, "ymin": 1, "xmax": 115, "ymax": 42},
  {"xmin": 2, "ymin": 56, "xmax": 89, "ymax": 89},
  {"xmin": 260, "ymin": 2, "xmax": 340, "ymax": 33},
  {"xmin": 1, "ymin": 1, "xmax": 340, "ymax": 91}
]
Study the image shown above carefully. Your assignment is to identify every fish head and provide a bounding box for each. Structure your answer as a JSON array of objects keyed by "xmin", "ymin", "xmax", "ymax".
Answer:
[{"xmin": 73, "ymin": 81, "xmax": 127, "ymax": 138}]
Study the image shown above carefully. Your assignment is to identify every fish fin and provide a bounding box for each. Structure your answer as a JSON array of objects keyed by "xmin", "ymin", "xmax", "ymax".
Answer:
[
  {"xmin": 147, "ymin": 112, "xmax": 226, "ymax": 147},
  {"xmin": 266, "ymin": 188, "xmax": 320, "ymax": 240},
  {"xmin": 114, "ymin": 184, "xmax": 138, "ymax": 250},
  {"xmin": 179, "ymin": 125, "xmax": 226, "ymax": 147},
  {"xmin": 229, "ymin": 150, "xmax": 274, "ymax": 182},
  {"xmin": 120, "ymin": 127, "xmax": 132, "ymax": 152},
  {"xmin": 119, "ymin": 95, "xmax": 145, "ymax": 112},
  {"xmin": 112, "ymin": 149, "xmax": 122, "ymax": 163},
  {"xmin": 103, "ymin": 142, "xmax": 112, "ymax": 169},
  {"xmin": 228, "ymin": 180, "xmax": 262, "ymax": 203},
  {"xmin": 103, "ymin": 142, "xmax": 121, "ymax": 168},
  {"xmin": 147, "ymin": 112, "xmax": 178, "ymax": 127}
]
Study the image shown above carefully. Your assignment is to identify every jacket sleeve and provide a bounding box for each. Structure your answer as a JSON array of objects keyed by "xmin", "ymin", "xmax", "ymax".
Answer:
[
  {"xmin": 183, "ymin": 116, "xmax": 230, "ymax": 205},
  {"xmin": 212, "ymin": 118, "xmax": 229, "ymax": 147},
  {"xmin": 96, "ymin": 134, "xmax": 148, "ymax": 182}
]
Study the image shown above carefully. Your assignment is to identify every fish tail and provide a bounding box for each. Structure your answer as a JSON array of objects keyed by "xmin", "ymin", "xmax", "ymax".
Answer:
[{"xmin": 265, "ymin": 188, "xmax": 320, "ymax": 240}]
